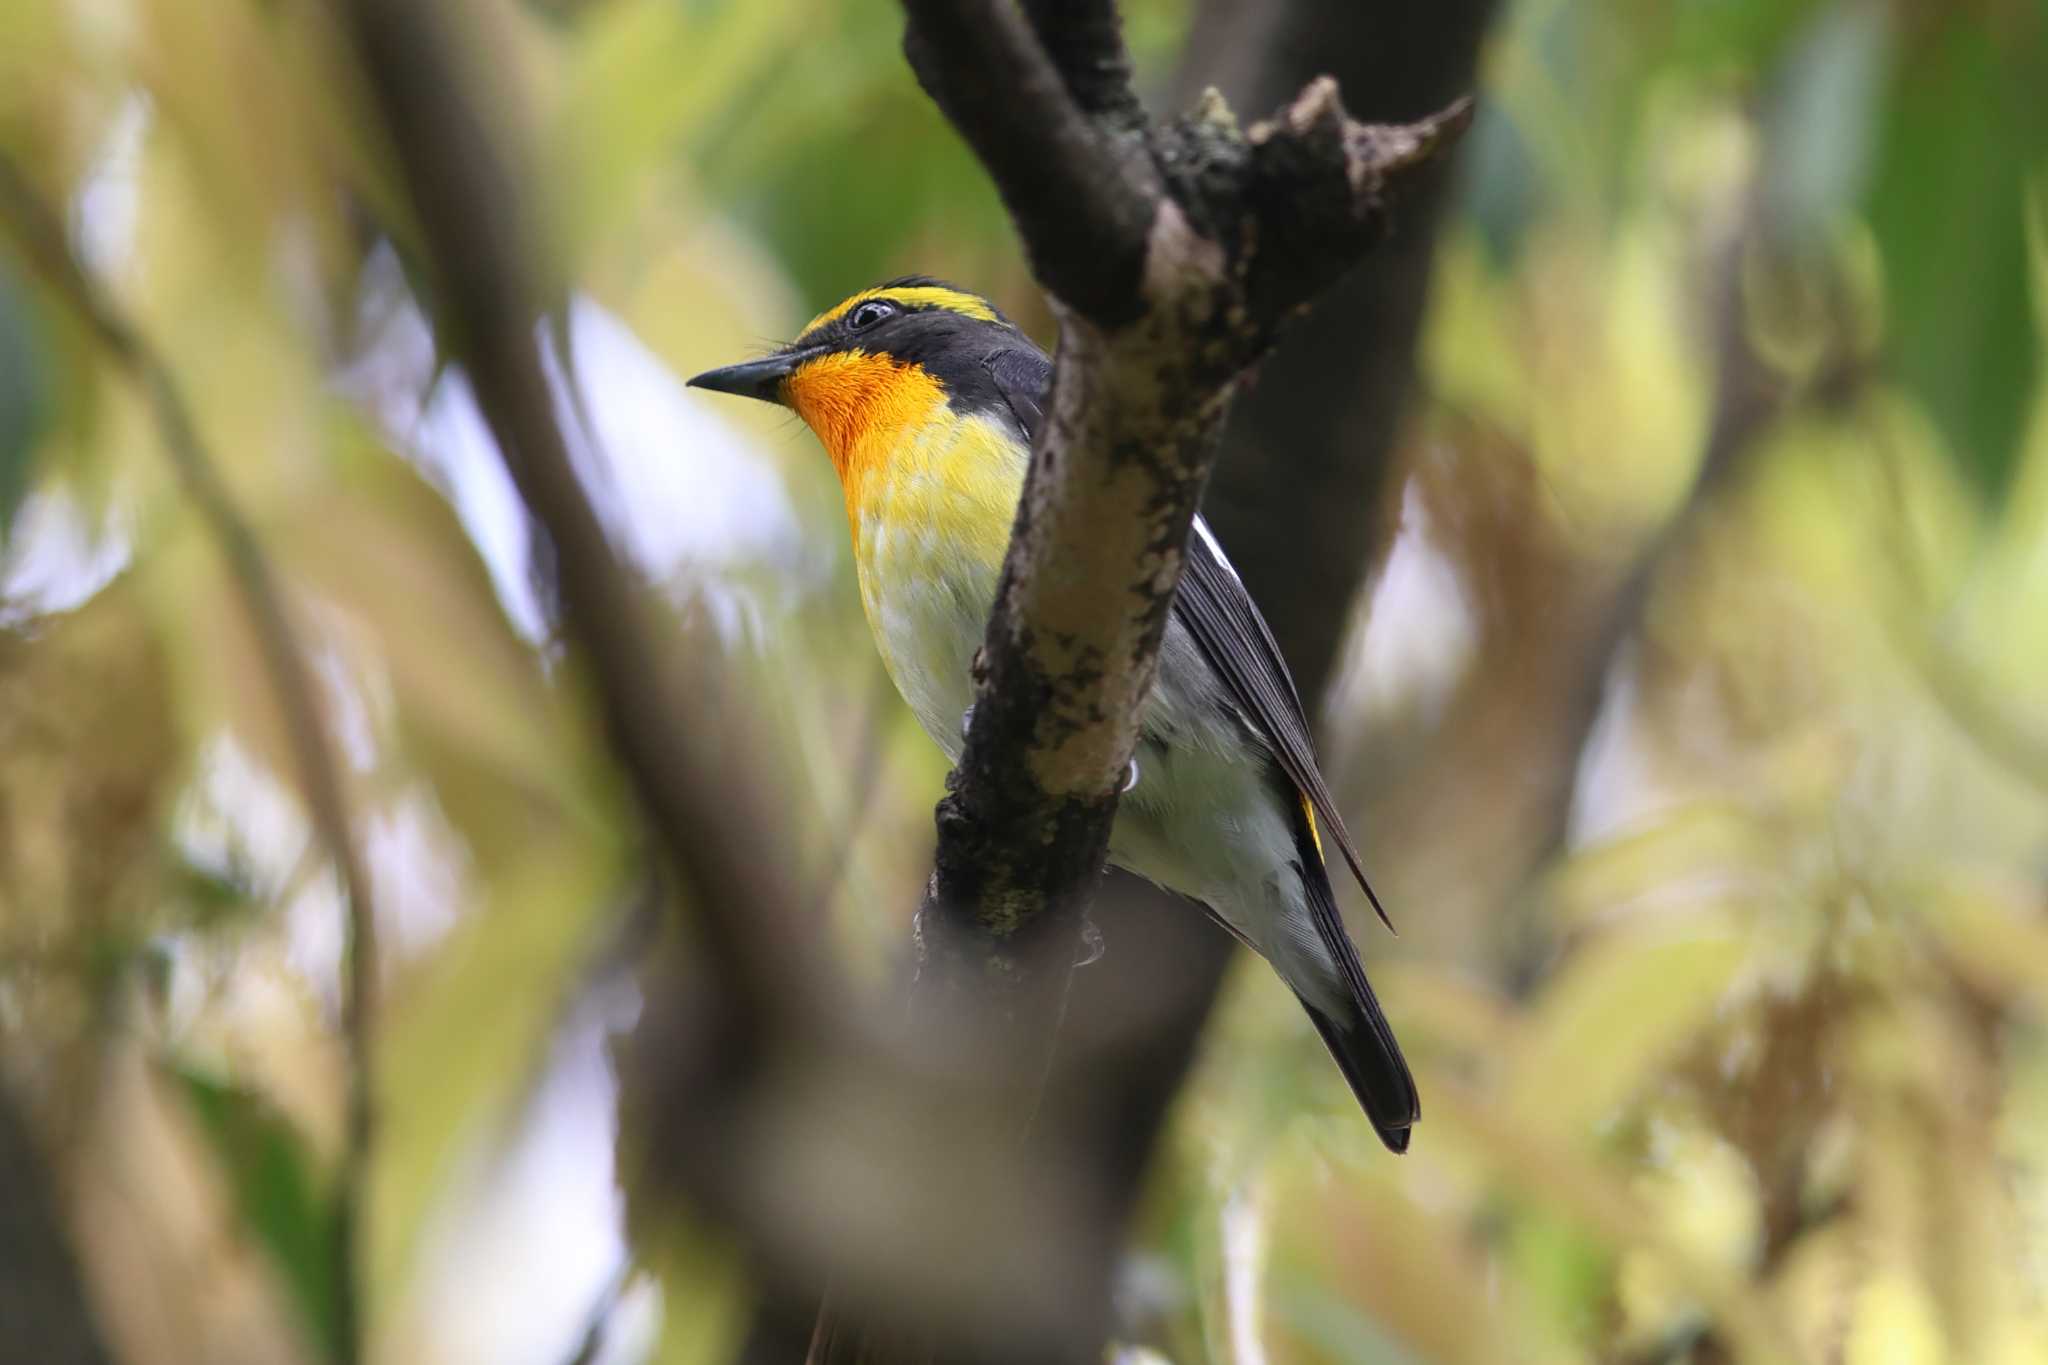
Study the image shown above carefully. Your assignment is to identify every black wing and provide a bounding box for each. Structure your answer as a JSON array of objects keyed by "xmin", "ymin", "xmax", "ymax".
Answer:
[
  {"xmin": 1175, "ymin": 522, "xmax": 1394, "ymax": 931},
  {"xmin": 984, "ymin": 345, "xmax": 1050, "ymax": 437},
  {"xmin": 983, "ymin": 342, "xmax": 1392, "ymax": 932}
]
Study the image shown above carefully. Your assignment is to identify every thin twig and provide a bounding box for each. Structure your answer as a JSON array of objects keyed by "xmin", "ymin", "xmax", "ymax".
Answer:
[
  {"xmin": 0, "ymin": 152, "xmax": 378, "ymax": 1365},
  {"xmin": 560, "ymin": 1265, "xmax": 630, "ymax": 1365}
]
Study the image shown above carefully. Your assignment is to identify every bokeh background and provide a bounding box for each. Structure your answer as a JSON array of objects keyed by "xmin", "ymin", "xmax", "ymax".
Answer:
[{"xmin": 3, "ymin": 0, "xmax": 2047, "ymax": 1363}]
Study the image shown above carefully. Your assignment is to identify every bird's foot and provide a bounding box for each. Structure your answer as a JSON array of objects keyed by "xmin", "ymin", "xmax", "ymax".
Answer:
[{"xmin": 1075, "ymin": 917, "xmax": 1105, "ymax": 968}]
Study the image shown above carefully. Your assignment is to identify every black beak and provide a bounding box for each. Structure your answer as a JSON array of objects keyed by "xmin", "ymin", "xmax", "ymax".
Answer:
[{"xmin": 686, "ymin": 350, "xmax": 811, "ymax": 405}]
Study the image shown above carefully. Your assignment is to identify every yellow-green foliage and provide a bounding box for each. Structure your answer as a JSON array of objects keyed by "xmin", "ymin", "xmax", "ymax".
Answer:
[{"xmin": 0, "ymin": 1, "xmax": 2044, "ymax": 1364}]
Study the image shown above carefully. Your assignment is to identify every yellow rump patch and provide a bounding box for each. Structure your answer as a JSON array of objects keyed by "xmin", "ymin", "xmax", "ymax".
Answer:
[
  {"xmin": 799, "ymin": 285, "xmax": 998, "ymax": 340},
  {"xmin": 1300, "ymin": 793, "xmax": 1325, "ymax": 860}
]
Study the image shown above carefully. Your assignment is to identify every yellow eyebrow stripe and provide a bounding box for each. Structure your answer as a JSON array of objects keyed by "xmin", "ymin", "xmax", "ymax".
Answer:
[{"xmin": 799, "ymin": 285, "xmax": 998, "ymax": 339}]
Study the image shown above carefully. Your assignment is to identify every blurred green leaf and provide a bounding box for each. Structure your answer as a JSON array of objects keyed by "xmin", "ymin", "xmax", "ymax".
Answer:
[
  {"xmin": 1917, "ymin": 868, "xmax": 2048, "ymax": 1003},
  {"xmin": 171, "ymin": 1063, "xmax": 342, "ymax": 1364},
  {"xmin": 1270, "ymin": 1280, "xmax": 1427, "ymax": 1365},
  {"xmin": 1508, "ymin": 1209, "xmax": 1615, "ymax": 1348},
  {"xmin": 1760, "ymin": 2, "xmax": 1890, "ymax": 252},
  {"xmin": 1265, "ymin": 1133, "xmax": 1522, "ymax": 1365},
  {"xmin": 5, "ymin": 1, "xmax": 2047, "ymax": 1360},
  {"xmin": 1509, "ymin": 919, "xmax": 1748, "ymax": 1133},
  {"xmin": 1667, "ymin": 0, "xmax": 1828, "ymax": 70},
  {"xmin": 1866, "ymin": 15, "xmax": 2043, "ymax": 498},
  {"xmin": 1461, "ymin": 101, "xmax": 1544, "ymax": 269},
  {"xmin": 164, "ymin": 847, "xmax": 259, "ymax": 929},
  {"xmin": 369, "ymin": 839, "xmax": 618, "ymax": 1307},
  {"xmin": 552, "ymin": 0, "xmax": 802, "ymax": 262},
  {"xmin": 1923, "ymin": 395, "xmax": 2048, "ymax": 794},
  {"xmin": 635, "ymin": 1227, "xmax": 747, "ymax": 1365},
  {"xmin": 0, "ymin": 260, "xmax": 50, "ymax": 540},
  {"xmin": 288, "ymin": 430, "xmax": 596, "ymax": 845},
  {"xmin": 693, "ymin": 0, "xmax": 1014, "ymax": 303},
  {"xmin": 1842, "ymin": 1273, "xmax": 1948, "ymax": 1365},
  {"xmin": 1545, "ymin": 802, "xmax": 1774, "ymax": 928}
]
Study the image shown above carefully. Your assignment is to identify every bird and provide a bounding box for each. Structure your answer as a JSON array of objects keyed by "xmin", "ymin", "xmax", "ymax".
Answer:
[{"xmin": 688, "ymin": 278, "xmax": 1418, "ymax": 1151}]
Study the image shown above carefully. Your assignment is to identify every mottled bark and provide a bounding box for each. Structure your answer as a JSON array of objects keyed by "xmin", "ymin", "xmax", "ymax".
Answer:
[{"xmin": 902, "ymin": 0, "xmax": 1467, "ymax": 989}]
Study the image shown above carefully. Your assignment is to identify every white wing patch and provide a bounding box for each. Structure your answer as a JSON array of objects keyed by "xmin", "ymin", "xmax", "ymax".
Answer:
[{"xmin": 1193, "ymin": 515, "xmax": 1242, "ymax": 583}]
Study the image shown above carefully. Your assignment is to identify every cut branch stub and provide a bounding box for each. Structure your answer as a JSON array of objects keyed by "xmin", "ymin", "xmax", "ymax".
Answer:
[
  {"xmin": 906, "ymin": 0, "xmax": 1470, "ymax": 341},
  {"xmin": 910, "ymin": 54, "xmax": 1476, "ymax": 1087},
  {"xmin": 1233, "ymin": 82, "xmax": 1477, "ymax": 334}
]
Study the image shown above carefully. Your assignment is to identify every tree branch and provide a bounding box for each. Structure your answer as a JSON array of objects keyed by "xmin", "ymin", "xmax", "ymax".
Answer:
[
  {"xmin": 806, "ymin": 6, "xmax": 1470, "ymax": 1363},
  {"xmin": 0, "ymin": 150, "xmax": 379, "ymax": 1365},
  {"xmin": 329, "ymin": 6, "xmax": 1469, "ymax": 1365},
  {"xmin": 0, "ymin": 1084, "xmax": 114, "ymax": 1365},
  {"xmin": 981, "ymin": 12, "xmax": 1508, "ymax": 1355},
  {"xmin": 335, "ymin": 0, "xmax": 822, "ymax": 1049},
  {"xmin": 333, "ymin": 11, "xmax": 1109, "ymax": 1355},
  {"xmin": 903, "ymin": 0, "xmax": 1468, "ymax": 1020},
  {"xmin": 1018, "ymin": 0, "xmax": 1146, "ymax": 128},
  {"xmin": 900, "ymin": 0, "xmax": 1157, "ymax": 325}
]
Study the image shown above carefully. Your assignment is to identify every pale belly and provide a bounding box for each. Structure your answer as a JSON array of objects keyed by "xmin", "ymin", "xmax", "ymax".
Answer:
[
  {"xmin": 857, "ymin": 514, "xmax": 1000, "ymax": 752},
  {"xmin": 852, "ymin": 412, "xmax": 1021, "ymax": 751}
]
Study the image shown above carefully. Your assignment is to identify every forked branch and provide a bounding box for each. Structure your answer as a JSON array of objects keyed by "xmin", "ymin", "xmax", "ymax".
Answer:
[
  {"xmin": 814, "ymin": 5, "xmax": 1469, "ymax": 1363},
  {"xmin": 901, "ymin": 0, "xmax": 1470, "ymax": 986}
]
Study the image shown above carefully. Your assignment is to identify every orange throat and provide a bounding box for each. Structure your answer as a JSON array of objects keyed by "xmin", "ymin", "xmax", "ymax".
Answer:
[{"xmin": 784, "ymin": 351, "xmax": 946, "ymax": 513}]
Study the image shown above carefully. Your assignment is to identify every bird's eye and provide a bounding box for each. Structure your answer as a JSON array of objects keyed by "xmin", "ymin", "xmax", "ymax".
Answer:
[{"xmin": 847, "ymin": 299, "xmax": 898, "ymax": 331}]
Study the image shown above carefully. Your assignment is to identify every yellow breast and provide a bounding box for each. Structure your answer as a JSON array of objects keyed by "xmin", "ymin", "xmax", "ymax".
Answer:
[{"xmin": 785, "ymin": 351, "xmax": 1026, "ymax": 748}]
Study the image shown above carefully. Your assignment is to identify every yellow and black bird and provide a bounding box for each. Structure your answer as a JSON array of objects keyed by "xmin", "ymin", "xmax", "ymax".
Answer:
[{"xmin": 689, "ymin": 278, "xmax": 1418, "ymax": 1151}]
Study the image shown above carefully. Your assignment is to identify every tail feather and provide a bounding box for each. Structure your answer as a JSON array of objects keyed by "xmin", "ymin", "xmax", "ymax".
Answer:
[
  {"xmin": 1290, "ymin": 799, "xmax": 1419, "ymax": 1153},
  {"xmin": 1299, "ymin": 987, "xmax": 1418, "ymax": 1153}
]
